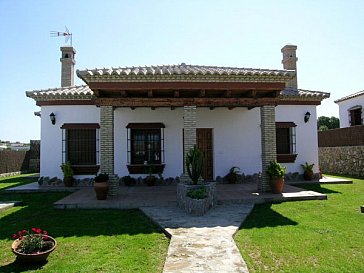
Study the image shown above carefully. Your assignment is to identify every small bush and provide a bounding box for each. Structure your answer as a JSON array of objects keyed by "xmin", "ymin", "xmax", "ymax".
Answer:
[{"xmin": 187, "ymin": 186, "xmax": 208, "ymax": 199}]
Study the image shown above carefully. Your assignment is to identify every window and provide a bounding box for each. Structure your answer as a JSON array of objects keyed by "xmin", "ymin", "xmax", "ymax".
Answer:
[
  {"xmin": 276, "ymin": 122, "xmax": 297, "ymax": 163},
  {"xmin": 349, "ymin": 106, "xmax": 362, "ymax": 126},
  {"xmin": 126, "ymin": 123, "xmax": 165, "ymax": 174},
  {"xmin": 61, "ymin": 124, "xmax": 100, "ymax": 174}
]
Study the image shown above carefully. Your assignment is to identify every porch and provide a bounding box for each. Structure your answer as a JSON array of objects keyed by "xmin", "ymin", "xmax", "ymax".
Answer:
[{"xmin": 52, "ymin": 182, "xmax": 327, "ymax": 209}]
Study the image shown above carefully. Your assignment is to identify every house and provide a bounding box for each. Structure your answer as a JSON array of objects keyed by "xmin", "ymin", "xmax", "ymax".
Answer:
[
  {"xmin": 26, "ymin": 44, "xmax": 329, "ymax": 194},
  {"xmin": 335, "ymin": 90, "xmax": 364, "ymax": 127}
]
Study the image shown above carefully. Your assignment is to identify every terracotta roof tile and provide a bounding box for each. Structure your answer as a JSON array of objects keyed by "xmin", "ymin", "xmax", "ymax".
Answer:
[
  {"xmin": 334, "ymin": 90, "xmax": 364, "ymax": 103},
  {"xmin": 76, "ymin": 63, "xmax": 295, "ymax": 78},
  {"xmin": 280, "ymin": 87, "xmax": 330, "ymax": 99}
]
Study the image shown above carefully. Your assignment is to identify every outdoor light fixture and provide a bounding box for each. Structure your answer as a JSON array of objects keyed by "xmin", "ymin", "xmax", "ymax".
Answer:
[
  {"xmin": 304, "ymin": 112, "xmax": 311, "ymax": 123},
  {"xmin": 49, "ymin": 112, "xmax": 56, "ymax": 125}
]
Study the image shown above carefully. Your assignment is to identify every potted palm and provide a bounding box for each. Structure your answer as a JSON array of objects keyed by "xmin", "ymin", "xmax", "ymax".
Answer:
[
  {"xmin": 225, "ymin": 166, "xmax": 241, "ymax": 184},
  {"xmin": 266, "ymin": 160, "xmax": 286, "ymax": 194},
  {"xmin": 60, "ymin": 162, "xmax": 74, "ymax": 187},
  {"xmin": 301, "ymin": 162, "xmax": 315, "ymax": 181},
  {"xmin": 94, "ymin": 173, "xmax": 109, "ymax": 200}
]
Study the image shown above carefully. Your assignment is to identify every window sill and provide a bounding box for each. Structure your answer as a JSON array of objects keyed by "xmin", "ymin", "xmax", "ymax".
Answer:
[
  {"xmin": 277, "ymin": 154, "xmax": 297, "ymax": 163},
  {"xmin": 72, "ymin": 165, "xmax": 100, "ymax": 175},
  {"xmin": 127, "ymin": 164, "xmax": 165, "ymax": 174}
]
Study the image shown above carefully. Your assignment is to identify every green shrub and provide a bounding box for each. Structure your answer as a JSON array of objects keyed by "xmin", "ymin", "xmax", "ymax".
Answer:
[
  {"xmin": 187, "ymin": 186, "xmax": 208, "ymax": 199},
  {"xmin": 266, "ymin": 160, "xmax": 286, "ymax": 178}
]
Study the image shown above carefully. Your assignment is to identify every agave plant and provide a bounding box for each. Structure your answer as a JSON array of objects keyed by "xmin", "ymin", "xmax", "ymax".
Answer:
[{"xmin": 186, "ymin": 146, "xmax": 204, "ymax": 185}]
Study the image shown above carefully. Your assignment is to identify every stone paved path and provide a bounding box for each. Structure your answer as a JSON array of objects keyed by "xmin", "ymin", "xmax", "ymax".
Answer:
[{"xmin": 141, "ymin": 204, "xmax": 254, "ymax": 273}]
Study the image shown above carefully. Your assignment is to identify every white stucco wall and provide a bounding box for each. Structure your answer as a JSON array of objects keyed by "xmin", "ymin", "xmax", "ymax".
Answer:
[
  {"xmin": 276, "ymin": 105, "xmax": 319, "ymax": 173},
  {"xmin": 114, "ymin": 107, "xmax": 262, "ymax": 179},
  {"xmin": 40, "ymin": 104, "xmax": 320, "ymax": 178},
  {"xmin": 337, "ymin": 95, "xmax": 364, "ymax": 128},
  {"xmin": 40, "ymin": 105, "xmax": 100, "ymax": 178}
]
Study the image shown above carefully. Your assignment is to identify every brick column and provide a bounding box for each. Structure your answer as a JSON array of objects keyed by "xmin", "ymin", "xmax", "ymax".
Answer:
[
  {"xmin": 180, "ymin": 106, "xmax": 197, "ymax": 183},
  {"xmin": 100, "ymin": 105, "xmax": 118, "ymax": 196},
  {"xmin": 259, "ymin": 105, "xmax": 277, "ymax": 192}
]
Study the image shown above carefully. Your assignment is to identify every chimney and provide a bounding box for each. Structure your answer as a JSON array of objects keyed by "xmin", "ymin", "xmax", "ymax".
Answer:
[
  {"xmin": 281, "ymin": 44, "xmax": 297, "ymax": 89},
  {"xmin": 60, "ymin": 46, "xmax": 76, "ymax": 87}
]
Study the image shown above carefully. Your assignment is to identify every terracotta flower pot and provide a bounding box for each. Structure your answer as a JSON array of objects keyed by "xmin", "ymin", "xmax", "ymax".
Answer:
[
  {"xmin": 145, "ymin": 176, "xmax": 156, "ymax": 186},
  {"xmin": 270, "ymin": 177, "xmax": 285, "ymax": 194},
  {"xmin": 94, "ymin": 182, "xmax": 109, "ymax": 200},
  {"xmin": 303, "ymin": 171, "xmax": 314, "ymax": 181},
  {"xmin": 226, "ymin": 173, "xmax": 238, "ymax": 184},
  {"xmin": 12, "ymin": 236, "xmax": 57, "ymax": 263},
  {"xmin": 63, "ymin": 177, "xmax": 74, "ymax": 187}
]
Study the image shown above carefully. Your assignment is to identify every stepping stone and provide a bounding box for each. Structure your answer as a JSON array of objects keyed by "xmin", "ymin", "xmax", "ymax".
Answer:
[{"xmin": 0, "ymin": 201, "xmax": 23, "ymax": 213}]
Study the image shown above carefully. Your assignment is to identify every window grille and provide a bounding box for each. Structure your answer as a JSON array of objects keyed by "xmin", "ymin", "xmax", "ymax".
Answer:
[
  {"xmin": 61, "ymin": 124, "xmax": 99, "ymax": 166},
  {"xmin": 126, "ymin": 123, "xmax": 165, "ymax": 165}
]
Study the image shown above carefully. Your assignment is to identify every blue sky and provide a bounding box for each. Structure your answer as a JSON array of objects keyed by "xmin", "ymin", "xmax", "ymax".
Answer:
[{"xmin": 1, "ymin": 0, "xmax": 363, "ymax": 142}]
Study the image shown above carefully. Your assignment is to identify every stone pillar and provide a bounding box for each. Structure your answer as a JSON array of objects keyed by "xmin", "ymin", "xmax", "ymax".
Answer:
[
  {"xmin": 60, "ymin": 46, "xmax": 76, "ymax": 87},
  {"xmin": 281, "ymin": 44, "xmax": 298, "ymax": 89},
  {"xmin": 180, "ymin": 106, "xmax": 197, "ymax": 183},
  {"xmin": 100, "ymin": 105, "xmax": 118, "ymax": 196},
  {"xmin": 259, "ymin": 105, "xmax": 277, "ymax": 192}
]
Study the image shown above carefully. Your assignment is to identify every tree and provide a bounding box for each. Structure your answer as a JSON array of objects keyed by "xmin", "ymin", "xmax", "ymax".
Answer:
[{"xmin": 317, "ymin": 116, "xmax": 340, "ymax": 131}]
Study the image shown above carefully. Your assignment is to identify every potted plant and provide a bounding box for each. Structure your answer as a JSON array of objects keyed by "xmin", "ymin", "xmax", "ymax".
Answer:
[
  {"xmin": 301, "ymin": 162, "xmax": 315, "ymax": 181},
  {"xmin": 186, "ymin": 145, "xmax": 204, "ymax": 185},
  {"xmin": 11, "ymin": 227, "xmax": 57, "ymax": 263},
  {"xmin": 187, "ymin": 186, "xmax": 208, "ymax": 199},
  {"xmin": 225, "ymin": 166, "xmax": 241, "ymax": 184},
  {"xmin": 122, "ymin": 175, "xmax": 136, "ymax": 186},
  {"xmin": 266, "ymin": 160, "xmax": 286, "ymax": 194},
  {"xmin": 94, "ymin": 173, "xmax": 109, "ymax": 200},
  {"xmin": 60, "ymin": 161, "xmax": 74, "ymax": 187},
  {"xmin": 144, "ymin": 167, "xmax": 157, "ymax": 186}
]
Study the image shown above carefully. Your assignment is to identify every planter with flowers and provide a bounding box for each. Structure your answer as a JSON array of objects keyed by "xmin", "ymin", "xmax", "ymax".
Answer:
[{"xmin": 11, "ymin": 228, "xmax": 57, "ymax": 263}]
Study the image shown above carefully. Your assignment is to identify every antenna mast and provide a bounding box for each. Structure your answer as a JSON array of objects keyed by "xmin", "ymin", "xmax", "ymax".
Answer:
[{"xmin": 50, "ymin": 26, "xmax": 72, "ymax": 45}]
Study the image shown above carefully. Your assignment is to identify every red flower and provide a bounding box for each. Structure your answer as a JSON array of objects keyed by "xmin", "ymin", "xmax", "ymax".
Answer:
[
  {"xmin": 11, "ymin": 234, "xmax": 18, "ymax": 239},
  {"xmin": 43, "ymin": 230, "xmax": 48, "ymax": 235}
]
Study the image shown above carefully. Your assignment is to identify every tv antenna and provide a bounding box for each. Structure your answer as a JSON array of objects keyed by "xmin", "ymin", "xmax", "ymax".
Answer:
[{"xmin": 50, "ymin": 26, "xmax": 72, "ymax": 45}]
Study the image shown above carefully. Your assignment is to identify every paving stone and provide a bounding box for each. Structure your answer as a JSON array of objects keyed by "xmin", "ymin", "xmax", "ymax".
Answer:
[{"xmin": 142, "ymin": 204, "xmax": 253, "ymax": 273}]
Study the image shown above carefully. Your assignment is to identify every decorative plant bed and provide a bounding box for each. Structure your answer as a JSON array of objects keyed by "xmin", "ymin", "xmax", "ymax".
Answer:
[{"xmin": 177, "ymin": 182, "xmax": 216, "ymax": 216}]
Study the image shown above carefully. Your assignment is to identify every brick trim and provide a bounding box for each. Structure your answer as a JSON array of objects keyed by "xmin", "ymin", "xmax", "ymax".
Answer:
[{"xmin": 259, "ymin": 105, "xmax": 277, "ymax": 192}]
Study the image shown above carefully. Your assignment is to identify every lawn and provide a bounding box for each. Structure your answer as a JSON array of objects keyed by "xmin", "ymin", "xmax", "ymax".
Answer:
[
  {"xmin": 0, "ymin": 173, "xmax": 39, "ymax": 190},
  {"xmin": 0, "ymin": 175, "xmax": 169, "ymax": 273},
  {"xmin": 235, "ymin": 175, "xmax": 364, "ymax": 273}
]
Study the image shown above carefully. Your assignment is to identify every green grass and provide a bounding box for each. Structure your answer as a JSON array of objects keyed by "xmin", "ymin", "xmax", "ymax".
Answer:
[
  {"xmin": 0, "ymin": 173, "xmax": 38, "ymax": 190},
  {"xmin": 0, "ymin": 175, "xmax": 169, "ymax": 272},
  {"xmin": 235, "ymin": 175, "xmax": 364, "ymax": 273}
]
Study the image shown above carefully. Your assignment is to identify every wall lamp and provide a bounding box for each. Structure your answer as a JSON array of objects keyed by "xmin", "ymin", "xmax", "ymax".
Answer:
[
  {"xmin": 49, "ymin": 112, "xmax": 56, "ymax": 125},
  {"xmin": 304, "ymin": 111, "xmax": 311, "ymax": 123}
]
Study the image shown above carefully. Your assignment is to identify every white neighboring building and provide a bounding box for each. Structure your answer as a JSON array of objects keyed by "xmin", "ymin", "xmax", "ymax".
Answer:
[
  {"xmin": 335, "ymin": 90, "xmax": 364, "ymax": 128},
  {"xmin": 26, "ymin": 44, "xmax": 329, "ymax": 192}
]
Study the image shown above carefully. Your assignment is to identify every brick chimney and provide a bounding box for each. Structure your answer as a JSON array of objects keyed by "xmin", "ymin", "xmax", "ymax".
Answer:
[
  {"xmin": 60, "ymin": 46, "xmax": 76, "ymax": 87},
  {"xmin": 281, "ymin": 44, "xmax": 297, "ymax": 89}
]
